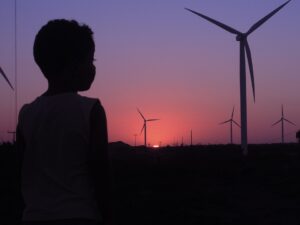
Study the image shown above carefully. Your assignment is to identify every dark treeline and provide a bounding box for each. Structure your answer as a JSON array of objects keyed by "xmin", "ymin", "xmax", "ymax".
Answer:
[{"xmin": 1, "ymin": 142, "xmax": 300, "ymax": 225}]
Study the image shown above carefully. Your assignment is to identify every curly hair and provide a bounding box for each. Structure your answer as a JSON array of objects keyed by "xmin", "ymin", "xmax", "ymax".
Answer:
[{"xmin": 33, "ymin": 19, "xmax": 95, "ymax": 79}]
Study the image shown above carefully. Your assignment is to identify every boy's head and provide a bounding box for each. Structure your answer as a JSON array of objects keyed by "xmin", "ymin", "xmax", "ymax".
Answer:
[{"xmin": 34, "ymin": 19, "xmax": 95, "ymax": 91}]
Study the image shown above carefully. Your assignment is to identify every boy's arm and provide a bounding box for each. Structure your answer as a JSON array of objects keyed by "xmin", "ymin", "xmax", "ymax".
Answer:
[{"xmin": 89, "ymin": 100, "xmax": 112, "ymax": 225}]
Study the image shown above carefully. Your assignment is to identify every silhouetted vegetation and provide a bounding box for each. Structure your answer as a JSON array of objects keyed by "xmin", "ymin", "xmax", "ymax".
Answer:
[
  {"xmin": 1, "ymin": 142, "xmax": 300, "ymax": 225},
  {"xmin": 297, "ymin": 130, "xmax": 300, "ymax": 143}
]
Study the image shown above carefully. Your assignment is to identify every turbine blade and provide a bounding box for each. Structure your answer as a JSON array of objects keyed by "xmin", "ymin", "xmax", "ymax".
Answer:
[
  {"xmin": 284, "ymin": 118, "xmax": 296, "ymax": 126},
  {"xmin": 272, "ymin": 119, "xmax": 282, "ymax": 126},
  {"xmin": 147, "ymin": 119, "xmax": 159, "ymax": 122},
  {"xmin": 137, "ymin": 108, "xmax": 146, "ymax": 120},
  {"xmin": 231, "ymin": 106, "xmax": 235, "ymax": 119},
  {"xmin": 246, "ymin": 0, "xmax": 291, "ymax": 35},
  {"xmin": 0, "ymin": 66, "xmax": 14, "ymax": 90},
  {"xmin": 232, "ymin": 120, "xmax": 241, "ymax": 128},
  {"xmin": 219, "ymin": 119, "xmax": 231, "ymax": 125},
  {"xmin": 185, "ymin": 8, "xmax": 241, "ymax": 35},
  {"xmin": 281, "ymin": 104, "xmax": 284, "ymax": 117},
  {"xmin": 245, "ymin": 40, "xmax": 255, "ymax": 102},
  {"xmin": 140, "ymin": 124, "xmax": 145, "ymax": 134}
]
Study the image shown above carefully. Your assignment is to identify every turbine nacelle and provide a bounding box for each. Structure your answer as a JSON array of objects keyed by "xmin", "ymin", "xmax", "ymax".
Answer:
[{"xmin": 236, "ymin": 34, "xmax": 246, "ymax": 42}]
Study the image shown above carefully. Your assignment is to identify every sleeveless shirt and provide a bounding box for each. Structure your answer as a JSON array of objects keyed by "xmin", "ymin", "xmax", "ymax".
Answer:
[{"xmin": 18, "ymin": 93, "xmax": 102, "ymax": 221}]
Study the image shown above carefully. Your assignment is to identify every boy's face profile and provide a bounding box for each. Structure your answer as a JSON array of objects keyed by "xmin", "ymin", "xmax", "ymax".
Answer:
[{"xmin": 72, "ymin": 50, "xmax": 96, "ymax": 92}]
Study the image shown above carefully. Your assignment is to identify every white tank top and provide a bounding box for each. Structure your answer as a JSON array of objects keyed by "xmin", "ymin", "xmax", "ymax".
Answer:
[{"xmin": 18, "ymin": 93, "xmax": 101, "ymax": 221}]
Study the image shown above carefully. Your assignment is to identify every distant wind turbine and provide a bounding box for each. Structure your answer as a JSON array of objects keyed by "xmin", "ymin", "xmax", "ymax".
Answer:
[
  {"xmin": 220, "ymin": 107, "xmax": 240, "ymax": 144},
  {"xmin": 7, "ymin": 131, "xmax": 16, "ymax": 143},
  {"xmin": 185, "ymin": 0, "xmax": 291, "ymax": 155},
  {"xmin": 0, "ymin": 66, "xmax": 14, "ymax": 90},
  {"xmin": 137, "ymin": 108, "xmax": 159, "ymax": 147},
  {"xmin": 272, "ymin": 105, "xmax": 296, "ymax": 143},
  {"xmin": 133, "ymin": 134, "xmax": 137, "ymax": 147}
]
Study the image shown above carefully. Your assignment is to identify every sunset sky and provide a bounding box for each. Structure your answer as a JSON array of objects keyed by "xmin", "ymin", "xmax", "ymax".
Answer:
[{"xmin": 0, "ymin": 0, "xmax": 299, "ymax": 146}]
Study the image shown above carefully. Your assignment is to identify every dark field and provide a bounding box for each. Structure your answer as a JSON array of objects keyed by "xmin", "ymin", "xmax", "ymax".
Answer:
[{"xmin": 1, "ymin": 142, "xmax": 300, "ymax": 225}]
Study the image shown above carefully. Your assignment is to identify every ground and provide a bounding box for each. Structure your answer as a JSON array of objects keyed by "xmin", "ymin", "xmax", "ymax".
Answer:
[{"xmin": 1, "ymin": 143, "xmax": 300, "ymax": 225}]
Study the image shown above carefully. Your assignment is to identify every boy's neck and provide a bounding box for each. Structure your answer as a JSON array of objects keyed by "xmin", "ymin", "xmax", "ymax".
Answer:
[{"xmin": 43, "ymin": 82, "xmax": 77, "ymax": 96}]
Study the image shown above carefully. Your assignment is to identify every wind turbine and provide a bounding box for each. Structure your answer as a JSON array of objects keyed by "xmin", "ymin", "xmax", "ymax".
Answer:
[
  {"xmin": 0, "ymin": 66, "xmax": 14, "ymax": 90},
  {"xmin": 7, "ymin": 131, "xmax": 16, "ymax": 143},
  {"xmin": 137, "ymin": 108, "xmax": 159, "ymax": 147},
  {"xmin": 220, "ymin": 107, "xmax": 240, "ymax": 144},
  {"xmin": 272, "ymin": 105, "xmax": 296, "ymax": 143},
  {"xmin": 190, "ymin": 129, "xmax": 193, "ymax": 146},
  {"xmin": 133, "ymin": 134, "xmax": 137, "ymax": 147},
  {"xmin": 185, "ymin": 1, "xmax": 291, "ymax": 155}
]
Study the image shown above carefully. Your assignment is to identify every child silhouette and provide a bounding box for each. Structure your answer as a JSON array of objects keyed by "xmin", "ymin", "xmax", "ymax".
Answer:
[{"xmin": 17, "ymin": 19, "xmax": 112, "ymax": 225}]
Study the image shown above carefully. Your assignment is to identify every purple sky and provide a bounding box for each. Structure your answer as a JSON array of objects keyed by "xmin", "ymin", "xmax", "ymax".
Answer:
[{"xmin": 0, "ymin": 0, "xmax": 299, "ymax": 145}]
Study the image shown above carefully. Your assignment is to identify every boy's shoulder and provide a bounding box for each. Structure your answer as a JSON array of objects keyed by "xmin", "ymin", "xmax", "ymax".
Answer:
[
  {"xmin": 78, "ymin": 94, "xmax": 100, "ymax": 103},
  {"xmin": 77, "ymin": 94, "xmax": 102, "ymax": 111},
  {"xmin": 19, "ymin": 93, "xmax": 102, "ymax": 117}
]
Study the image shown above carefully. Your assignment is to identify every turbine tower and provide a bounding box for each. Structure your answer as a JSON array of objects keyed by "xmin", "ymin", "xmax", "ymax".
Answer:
[
  {"xmin": 220, "ymin": 107, "xmax": 240, "ymax": 144},
  {"xmin": 137, "ymin": 108, "xmax": 159, "ymax": 147},
  {"xmin": 272, "ymin": 105, "xmax": 295, "ymax": 143},
  {"xmin": 0, "ymin": 66, "xmax": 14, "ymax": 90},
  {"xmin": 185, "ymin": 1, "xmax": 291, "ymax": 155}
]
